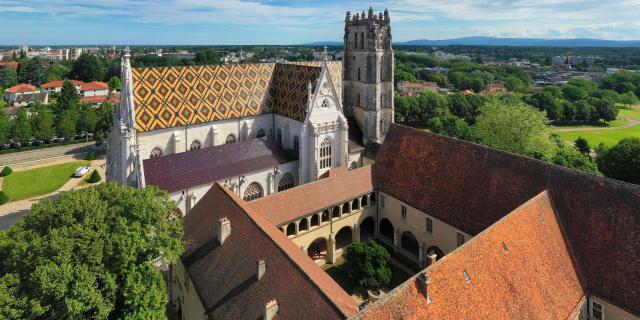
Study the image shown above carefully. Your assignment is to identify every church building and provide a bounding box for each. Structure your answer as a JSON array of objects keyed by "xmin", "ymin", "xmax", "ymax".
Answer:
[{"xmin": 106, "ymin": 8, "xmax": 393, "ymax": 215}]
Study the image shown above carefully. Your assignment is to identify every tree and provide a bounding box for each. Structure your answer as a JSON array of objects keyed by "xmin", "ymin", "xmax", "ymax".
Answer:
[
  {"xmin": 0, "ymin": 111, "xmax": 10, "ymax": 145},
  {"xmin": 596, "ymin": 138, "xmax": 640, "ymax": 184},
  {"xmin": 0, "ymin": 66, "xmax": 17, "ymax": 89},
  {"xmin": 0, "ymin": 183, "xmax": 184, "ymax": 319},
  {"xmin": 526, "ymin": 91, "xmax": 562, "ymax": 121},
  {"xmin": 426, "ymin": 109, "xmax": 472, "ymax": 140},
  {"xmin": 10, "ymin": 107, "xmax": 32, "ymax": 142},
  {"xmin": 574, "ymin": 137, "xmax": 591, "ymax": 155},
  {"xmin": 69, "ymin": 53, "xmax": 104, "ymax": 82},
  {"xmin": 590, "ymin": 97, "xmax": 618, "ymax": 122},
  {"xmin": 552, "ymin": 146, "xmax": 600, "ymax": 175},
  {"xmin": 421, "ymin": 71, "xmax": 448, "ymax": 87},
  {"xmin": 195, "ymin": 49, "xmax": 221, "ymax": 65},
  {"xmin": 79, "ymin": 106, "xmax": 99, "ymax": 135},
  {"xmin": 395, "ymin": 70, "xmax": 417, "ymax": 83},
  {"xmin": 619, "ymin": 91, "xmax": 639, "ymax": 108},
  {"xmin": 59, "ymin": 108, "xmax": 78, "ymax": 137},
  {"xmin": 108, "ymin": 76, "xmax": 121, "ymax": 92},
  {"xmin": 562, "ymin": 85, "xmax": 588, "ymax": 102},
  {"xmin": 56, "ymin": 79, "xmax": 80, "ymax": 113},
  {"xmin": 87, "ymin": 170, "xmax": 101, "ymax": 183},
  {"xmin": 46, "ymin": 64, "xmax": 70, "ymax": 82},
  {"xmin": 17, "ymin": 58, "xmax": 46, "ymax": 85},
  {"xmin": 31, "ymin": 106, "xmax": 55, "ymax": 140},
  {"xmin": 504, "ymin": 76, "xmax": 526, "ymax": 93},
  {"xmin": 473, "ymin": 100, "xmax": 553, "ymax": 157},
  {"xmin": 344, "ymin": 241, "xmax": 391, "ymax": 287}
]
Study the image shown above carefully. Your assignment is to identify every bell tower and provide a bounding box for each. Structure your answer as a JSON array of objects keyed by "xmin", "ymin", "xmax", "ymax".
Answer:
[{"xmin": 343, "ymin": 7, "xmax": 394, "ymax": 144}]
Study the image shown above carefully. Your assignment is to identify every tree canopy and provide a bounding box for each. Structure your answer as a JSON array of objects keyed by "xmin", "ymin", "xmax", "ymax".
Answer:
[
  {"xmin": 69, "ymin": 53, "xmax": 105, "ymax": 82},
  {"xmin": 344, "ymin": 241, "xmax": 391, "ymax": 287},
  {"xmin": 597, "ymin": 138, "xmax": 640, "ymax": 184},
  {"xmin": 0, "ymin": 183, "xmax": 184, "ymax": 319}
]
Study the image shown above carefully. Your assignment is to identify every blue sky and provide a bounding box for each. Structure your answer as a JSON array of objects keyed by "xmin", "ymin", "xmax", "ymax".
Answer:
[{"xmin": 1, "ymin": 0, "xmax": 639, "ymax": 45}]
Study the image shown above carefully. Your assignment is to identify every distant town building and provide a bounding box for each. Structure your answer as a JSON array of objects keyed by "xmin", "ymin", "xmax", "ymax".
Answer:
[
  {"xmin": 397, "ymin": 81, "xmax": 438, "ymax": 96},
  {"xmin": 432, "ymin": 50, "xmax": 471, "ymax": 61},
  {"xmin": 552, "ymin": 55, "xmax": 599, "ymax": 69},
  {"xmin": 480, "ymin": 82, "xmax": 509, "ymax": 95}
]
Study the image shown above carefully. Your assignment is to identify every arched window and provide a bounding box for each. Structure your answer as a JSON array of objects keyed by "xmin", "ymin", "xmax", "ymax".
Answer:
[
  {"xmin": 256, "ymin": 129, "xmax": 266, "ymax": 139},
  {"xmin": 361, "ymin": 195, "xmax": 368, "ymax": 206},
  {"xmin": 370, "ymin": 192, "xmax": 376, "ymax": 203},
  {"xmin": 150, "ymin": 147, "xmax": 162, "ymax": 159},
  {"xmin": 225, "ymin": 134, "xmax": 236, "ymax": 144},
  {"xmin": 189, "ymin": 140, "xmax": 201, "ymax": 151},
  {"xmin": 310, "ymin": 214, "xmax": 319, "ymax": 227},
  {"xmin": 242, "ymin": 182, "xmax": 263, "ymax": 202},
  {"xmin": 332, "ymin": 206, "xmax": 340, "ymax": 219},
  {"xmin": 319, "ymin": 138, "xmax": 332, "ymax": 169},
  {"xmin": 299, "ymin": 219, "xmax": 308, "ymax": 232},
  {"xmin": 357, "ymin": 67, "xmax": 361, "ymax": 81},
  {"xmin": 352, "ymin": 199, "xmax": 360, "ymax": 210},
  {"xmin": 276, "ymin": 129, "xmax": 282, "ymax": 145},
  {"xmin": 322, "ymin": 210, "xmax": 330, "ymax": 222},
  {"xmin": 360, "ymin": 32, "xmax": 365, "ymax": 49},
  {"xmin": 342, "ymin": 202, "xmax": 351, "ymax": 214},
  {"xmin": 278, "ymin": 173, "xmax": 295, "ymax": 192},
  {"xmin": 286, "ymin": 223, "xmax": 296, "ymax": 236},
  {"xmin": 354, "ymin": 33, "xmax": 358, "ymax": 49},
  {"xmin": 293, "ymin": 135, "xmax": 300, "ymax": 152}
]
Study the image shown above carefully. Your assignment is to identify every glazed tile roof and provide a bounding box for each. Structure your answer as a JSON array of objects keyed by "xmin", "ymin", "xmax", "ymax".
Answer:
[
  {"xmin": 356, "ymin": 191, "xmax": 586, "ymax": 319},
  {"xmin": 131, "ymin": 61, "xmax": 342, "ymax": 132},
  {"xmin": 182, "ymin": 183, "xmax": 358, "ymax": 319},
  {"xmin": 143, "ymin": 138, "xmax": 296, "ymax": 193},
  {"xmin": 373, "ymin": 124, "xmax": 640, "ymax": 315},
  {"xmin": 248, "ymin": 166, "xmax": 373, "ymax": 226}
]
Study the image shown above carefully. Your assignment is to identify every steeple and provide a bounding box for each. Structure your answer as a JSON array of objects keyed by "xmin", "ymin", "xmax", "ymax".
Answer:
[{"xmin": 119, "ymin": 46, "xmax": 136, "ymax": 129}]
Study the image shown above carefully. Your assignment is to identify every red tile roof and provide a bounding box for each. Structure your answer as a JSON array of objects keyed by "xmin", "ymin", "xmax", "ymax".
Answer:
[
  {"xmin": 249, "ymin": 166, "xmax": 373, "ymax": 225},
  {"xmin": 373, "ymin": 124, "xmax": 640, "ymax": 315},
  {"xmin": 143, "ymin": 138, "xmax": 296, "ymax": 193},
  {"xmin": 357, "ymin": 191, "xmax": 586, "ymax": 319},
  {"xmin": 80, "ymin": 81, "xmax": 108, "ymax": 91},
  {"xmin": 5, "ymin": 83, "xmax": 37, "ymax": 93},
  {"xmin": 0, "ymin": 61, "xmax": 18, "ymax": 69},
  {"xmin": 40, "ymin": 80, "xmax": 84, "ymax": 88},
  {"xmin": 182, "ymin": 183, "xmax": 358, "ymax": 319},
  {"xmin": 79, "ymin": 94, "xmax": 119, "ymax": 105}
]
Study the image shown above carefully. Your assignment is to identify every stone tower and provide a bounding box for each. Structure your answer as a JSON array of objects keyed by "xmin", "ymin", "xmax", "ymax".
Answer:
[{"xmin": 343, "ymin": 7, "xmax": 394, "ymax": 144}]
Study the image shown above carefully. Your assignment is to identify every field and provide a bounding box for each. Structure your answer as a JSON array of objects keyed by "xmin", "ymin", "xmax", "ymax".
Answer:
[
  {"xmin": 2, "ymin": 160, "xmax": 90, "ymax": 202},
  {"xmin": 553, "ymin": 105, "xmax": 640, "ymax": 147}
]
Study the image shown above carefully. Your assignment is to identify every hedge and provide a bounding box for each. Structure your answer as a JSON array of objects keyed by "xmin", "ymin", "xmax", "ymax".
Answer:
[
  {"xmin": 0, "ymin": 166, "xmax": 12, "ymax": 177},
  {"xmin": 87, "ymin": 170, "xmax": 102, "ymax": 183},
  {"xmin": 0, "ymin": 191, "xmax": 9, "ymax": 204}
]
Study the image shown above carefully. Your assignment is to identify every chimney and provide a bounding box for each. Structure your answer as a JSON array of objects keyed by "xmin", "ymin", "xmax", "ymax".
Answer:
[
  {"xmin": 416, "ymin": 272, "xmax": 431, "ymax": 303},
  {"xmin": 427, "ymin": 251, "xmax": 437, "ymax": 267},
  {"xmin": 264, "ymin": 299, "xmax": 279, "ymax": 320},
  {"xmin": 217, "ymin": 217, "xmax": 231, "ymax": 245},
  {"xmin": 257, "ymin": 260, "xmax": 266, "ymax": 281}
]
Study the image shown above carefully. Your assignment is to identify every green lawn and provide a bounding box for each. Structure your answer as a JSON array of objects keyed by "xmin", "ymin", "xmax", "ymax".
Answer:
[
  {"xmin": 2, "ymin": 160, "xmax": 90, "ymax": 202},
  {"xmin": 556, "ymin": 125, "xmax": 640, "ymax": 147},
  {"xmin": 619, "ymin": 106, "xmax": 640, "ymax": 121}
]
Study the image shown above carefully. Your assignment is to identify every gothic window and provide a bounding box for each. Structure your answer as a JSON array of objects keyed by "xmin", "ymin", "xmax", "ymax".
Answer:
[
  {"xmin": 243, "ymin": 182, "xmax": 263, "ymax": 202},
  {"xmin": 256, "ymin": 129, "xmax": 266, "ymax": 139},
  {"xmin": 278, "ymin": 173, "xmax": 295, "ymax": 192},
  {"xmin": 321, "ymin": 99, "xmax": 329, "ymax": 109},
  {"xmin": 189, "ymin": 140, "xmax": 201, "ymax": 151},
  {"xmin": 360, "ymin": 32, "xmax": 364, "ymax": 49},
  {"xmin": 277, "ymin": 129, "xmax": 282, "ymax": 145},
  {"xmin": 357, "ymin": 67, "xmax": 361, "ymax": 81},
  {"xmin": 150, "ymin": 147, "xmax": 162, "ymax": 158},
  {"xmin": 319, "ymin": 138, "xmax": 332, "ymax": 169},
  {"xmin": 225, "ymin": 134, "xmax": 236, "ymax": 144},
  {"xmin": 293, "ymin": 135, "xmax": 300, "ymax": 152},
  {"xmin": 354, "ymin": 33, "xmax": 358, "ymax": 49},
  {"xmin": 357, "ymin": 93, "xmax": 361, "ymax": 106}
]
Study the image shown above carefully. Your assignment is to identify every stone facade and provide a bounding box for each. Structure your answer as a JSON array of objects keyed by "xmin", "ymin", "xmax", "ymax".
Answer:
[{"xmin": 343, "ymin": 8, "xmax": 394, "ymax": 144}]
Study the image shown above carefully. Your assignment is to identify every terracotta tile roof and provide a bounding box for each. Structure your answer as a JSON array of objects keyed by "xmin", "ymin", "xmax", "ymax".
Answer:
[
  {"xmin": 80, "ymin": 81, "xmax": 108, "ymax": 91},
  {"xmin": 356, "ymin": 191, "xmax": 586, "ymax": 319},
  {"xmin": 143, "ymin": 138, "xmax": 296, "ymax": 193},
  {"xmin": 5, "ymin": 83, "xmax": 36, "ymax": 93},
  {"xmin": 182, "ymin": 183, "xmax": 358, "ymax": 319},
  {"xmin": 40, "ymin": 80, "xmax": 84, "ymax": 88},
  {"xmin": 248, "ymin": 166, "xmax": 373, "ymax": 225},
  {"xmin": 0, "ymin": 61, "xmax": 18, "ymax": 69},
  {"xmin": 79, "ymin": 93, "xmax": 119, "ymax": 105},
  {"xmin": 374, "ymin": 124, "xmax": 640, "ymax": 315}
]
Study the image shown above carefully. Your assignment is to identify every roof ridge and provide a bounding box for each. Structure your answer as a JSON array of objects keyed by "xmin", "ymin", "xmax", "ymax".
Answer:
[{"xmin": 217, "ymin": 184, "xmax": 359, "ymax": 317}]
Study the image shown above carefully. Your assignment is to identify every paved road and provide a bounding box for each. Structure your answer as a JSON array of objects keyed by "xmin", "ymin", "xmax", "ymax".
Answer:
[{"xmin": 0, "ymin": 142, "xmax": 95, "ymax": 166}]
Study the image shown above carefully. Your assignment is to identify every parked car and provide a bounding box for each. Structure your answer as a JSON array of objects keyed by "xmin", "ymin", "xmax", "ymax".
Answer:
[{"xmin": 74, "ymin": 166, "xmax": 89, "ymax": 177}]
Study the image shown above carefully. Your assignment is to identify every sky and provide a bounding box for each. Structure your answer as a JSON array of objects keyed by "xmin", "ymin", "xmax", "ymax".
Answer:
[{"xmin": 1, "ymin": 0, "xmax": 640, "ymax": 45}]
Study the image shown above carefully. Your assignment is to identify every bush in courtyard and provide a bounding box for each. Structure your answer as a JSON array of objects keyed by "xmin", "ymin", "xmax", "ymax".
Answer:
[
  {"xmin": 0, "ymin": 166, "xmax": 12, "ymax": 177},
  {"xmin": 87, "ymin": 170, "xmax": 101, "ymax": 183},
  {"xmin": 0, "ymin": 190, "xmax": 8, "ymax": 204},
  {"xmin": 345, "ymin": 241, "xmax": 392, "ymax": 287},
  {"xmin": 85, "ymin": 151, "xmax": 96, "ymax": 160}
]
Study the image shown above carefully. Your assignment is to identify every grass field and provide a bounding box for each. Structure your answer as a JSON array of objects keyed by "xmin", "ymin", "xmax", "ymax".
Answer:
[
  {"xmin": 2, "ymin": 160, "xmax": 90, "ymax": 202},
  {"xmin": 556, "ymin": 125, "xmax": 640, "ymax": 147}
]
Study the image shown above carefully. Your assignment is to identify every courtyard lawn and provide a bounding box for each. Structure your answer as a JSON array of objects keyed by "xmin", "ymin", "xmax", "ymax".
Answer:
[
  {"xmin": 556, "ymin": 125, "xmax": 640, "ymax": 147},
  {"xmin": 2, "ymin": 160, "xmax": 90, "ymax": 202}
]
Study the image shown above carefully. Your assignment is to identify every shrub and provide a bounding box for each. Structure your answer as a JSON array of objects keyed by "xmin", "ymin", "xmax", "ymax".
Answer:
[
  {"xmin": 0, "ymin": 190, "xmax": 9, "ymax": 204},
  {"xmin": 85, "ymin": 151, "xmax": 96, "ymax": 160},
  {"xmin": 87, "ymin": 170, "xmax": 102, "ymax": 183},
  {"xmin": 0, "ymin": 166, "xmax": 13, "ymax": 177}
]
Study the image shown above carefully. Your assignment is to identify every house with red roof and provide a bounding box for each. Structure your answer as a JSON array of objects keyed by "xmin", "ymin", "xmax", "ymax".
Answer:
[
  {"xmin": 40, "ymin": 80, "xmax": 84, "ymax": 94},
  {"xmin": 3, "ymin": 83, "xmax": 47, "ymax": 107}
]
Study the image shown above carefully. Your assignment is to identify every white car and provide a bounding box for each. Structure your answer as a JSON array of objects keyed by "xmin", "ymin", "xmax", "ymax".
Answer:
[{"xmin": 74, "ymin": 166, "xmax": 89, "ymax": 177}]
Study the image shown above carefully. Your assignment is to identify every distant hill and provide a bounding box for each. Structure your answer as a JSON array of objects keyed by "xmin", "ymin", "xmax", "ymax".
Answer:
[{"xmin": 396, "ymin": 37, "xmax": 640, "ymax": 47}]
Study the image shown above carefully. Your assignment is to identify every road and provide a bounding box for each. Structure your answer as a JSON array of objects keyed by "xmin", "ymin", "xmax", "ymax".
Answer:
[
  {"xmin": 0, "ymin": 142, "xmax": 95, "ymax": 166},
  {"xmin": 0, "ymin": 158, "xmax": 106, "ymax": 229}
]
